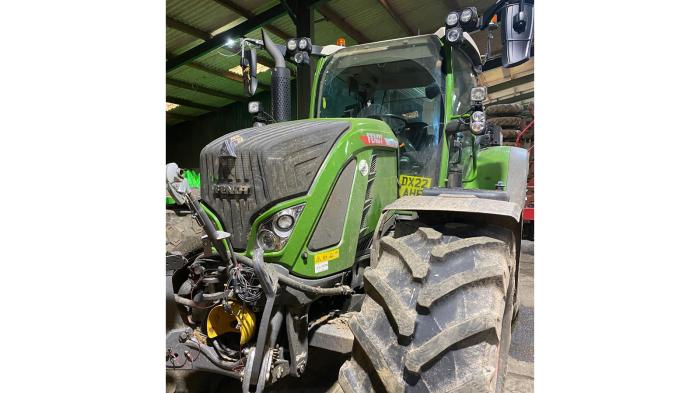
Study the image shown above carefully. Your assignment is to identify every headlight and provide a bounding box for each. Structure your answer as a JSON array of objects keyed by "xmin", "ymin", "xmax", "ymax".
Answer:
[
  {"xmin": 257, "ymin": 229, "xmax": 279, "ymax": 251},
  {"xmin": 470, "ymin": 86, "xmax": 487, "ymax": 102},
  {"xmin": 298, "ymin": 37, "xmax": 310, "ymax": 51},
  {"xmin": 470, "ymin": 111, "xmax": 486, "ymax": 134},
  {"xmin": 293, "ymin": 51, "xmax": 305, "ymax": 64},
  {"xmin": 460, "ymin": 9, "xmax": 473, "ymax": 23},
  {"xmin": 471, "ymin": 111, "xmax": 485, "ymax": 122},
  {"xmin": 286, "ymin": 39, "xmax": 297, "ymax": 52},
  {"xmin": 460, "ymin": 7, "xmax": 478, "ymax": 29},
  {"xmin": 445, "ymin": 12, "xmax": 459, "ymax": 27},
  {"xmin": 256, "ymin": 204, "xmax": 305, "ymax": 252},
  {"xmin": 446, "ymin": 27, "xmax": 463, "ymax": 43},
  {"xmin": 247, "ymin": 101, "xmax": 260, "ymax": 114},
  {"xmin": 275, "ymin": 214, "xmax": 294, "ymax": 230}
]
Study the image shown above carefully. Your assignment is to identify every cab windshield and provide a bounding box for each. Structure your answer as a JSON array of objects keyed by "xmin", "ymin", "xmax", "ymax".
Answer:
[{"xmin": 316, "ymin": 35, "xmax": 444, "ymax": 181}]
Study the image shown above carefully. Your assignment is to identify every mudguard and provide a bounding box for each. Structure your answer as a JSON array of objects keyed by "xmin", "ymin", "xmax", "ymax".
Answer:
[
  {"xmin": 504, "ymin": 146, "xmax": 529, "ymax": 212},
  {"xmin": 384, "ymin": 195, "xmax": 520, "ymax": 225}
]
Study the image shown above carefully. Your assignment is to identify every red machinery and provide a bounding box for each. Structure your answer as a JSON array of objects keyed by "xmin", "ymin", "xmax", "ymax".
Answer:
[{"xmin": 515, "ymin": 119, "xmax": 534, "ymax": 238}]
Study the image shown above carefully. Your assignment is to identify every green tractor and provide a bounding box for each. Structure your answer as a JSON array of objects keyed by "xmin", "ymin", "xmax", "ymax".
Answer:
[{"xmin": 165, "ymin": 1, "xmax": 534, "ymax": 392}]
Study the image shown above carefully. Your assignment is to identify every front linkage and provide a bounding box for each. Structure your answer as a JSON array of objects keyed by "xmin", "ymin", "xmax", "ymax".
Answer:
[{"xmin": 165, "ymin": 164, "xmax": 352, "ymax": 393}]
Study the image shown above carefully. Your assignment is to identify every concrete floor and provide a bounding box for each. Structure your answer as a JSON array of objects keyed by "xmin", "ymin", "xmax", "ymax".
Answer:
[{"xmin": 168, "ymin": 240, "xmax": 535, "ymax": 393}]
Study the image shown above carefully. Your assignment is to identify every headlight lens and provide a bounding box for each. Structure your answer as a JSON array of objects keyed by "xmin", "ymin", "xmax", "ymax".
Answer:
[
  {"xmin": 275, "ymin": 214, "xmax": 294, "ymax": 230},
  {"xmin": 471, "ymin": 111, "xmax": 485, "ymax": 122},
  {"xmin": 247, "ymin": 101, "xmax": 260, "ymax": 114},
  {"xmin": 298, "ymin": 37, "xmax": 309, "ymax": 50},
  {"xmin": 446, "ymin": 27, "xmax": 462, "ymax": 43},
  {"xmin": 471, "ymin": 86, "xmax": 487, "ymax": 102},
  {"xmin": 293, "ymin": 51, "xmax": 305, "ymax": 64},
  {"xmin": 256, "ymin": 204, "xmax": 305, "ymax": 252},
  {"xmin": 445, "ymin": 12, "xmax": 459, "ymax": 27},
  {"xmin": 470, "ymin": 111, "xmax": 486, "ymax": 134},
  {"xmin": 286, "ymin": 39, "xmax": 297, "ymax": 52},
  {"xmin": 460, "ymin": 9, "xmax": 473, "ymax": 23},
  {"xmin": 257, "ymin": 229, "xmax": 279, "ymax": 251}
]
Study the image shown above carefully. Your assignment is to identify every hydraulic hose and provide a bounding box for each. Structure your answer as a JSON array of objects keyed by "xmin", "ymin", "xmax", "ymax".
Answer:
[
  {"xmin": 173, "ymin": 294, "xmax": 214, "ymax": 309},
  {"xmin": 233, "ymin": 253, "xmax": 353, "ymax": 296}
]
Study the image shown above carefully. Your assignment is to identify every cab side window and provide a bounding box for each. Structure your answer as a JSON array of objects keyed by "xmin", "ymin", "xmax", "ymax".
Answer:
[{"xmin": 451, "ymin": 48, "xmax": 476, "ymax": 116}]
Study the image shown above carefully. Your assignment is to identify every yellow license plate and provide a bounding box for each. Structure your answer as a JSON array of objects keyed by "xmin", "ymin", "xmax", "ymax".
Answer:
[{"xmin": 399, "ymin": 175, "xmax": 432, "ymax": 196}]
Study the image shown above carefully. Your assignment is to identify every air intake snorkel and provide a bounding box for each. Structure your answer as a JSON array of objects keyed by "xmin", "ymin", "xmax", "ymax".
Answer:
[{"xmin": 262, "ymin": 29, "xmax": 291, "ymax": 122}]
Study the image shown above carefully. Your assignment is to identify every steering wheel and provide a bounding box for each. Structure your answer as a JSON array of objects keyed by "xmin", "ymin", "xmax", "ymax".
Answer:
[
  {"xmin": 366, "ymin": 114, "xmax": 427, "ymax": 173},
  {"xmin": 366, "ymin": 114, "xmax": 408, "ymax": 135}
]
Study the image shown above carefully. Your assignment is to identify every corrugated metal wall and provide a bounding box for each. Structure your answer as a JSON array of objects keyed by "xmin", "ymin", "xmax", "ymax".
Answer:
[{"xmin": 166, "ymin": 81, "xmax": 298, "ymax": 168}]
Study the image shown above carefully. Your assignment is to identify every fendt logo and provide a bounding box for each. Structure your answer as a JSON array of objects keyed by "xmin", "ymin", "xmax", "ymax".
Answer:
[{"xmin": 360, "ymin": 133, "xmax": 398, "ymax": 148}]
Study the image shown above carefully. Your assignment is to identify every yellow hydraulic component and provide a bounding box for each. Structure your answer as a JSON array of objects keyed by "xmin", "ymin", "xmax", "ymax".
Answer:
[{"xmin": 206, "ymin": 301, "xmax": 256, "ymax": 345}]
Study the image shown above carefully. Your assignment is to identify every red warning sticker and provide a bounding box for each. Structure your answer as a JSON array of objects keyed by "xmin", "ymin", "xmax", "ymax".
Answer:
[{"xmin": 360, "ymin": 133, "xmax": 398, "ymax": 148}]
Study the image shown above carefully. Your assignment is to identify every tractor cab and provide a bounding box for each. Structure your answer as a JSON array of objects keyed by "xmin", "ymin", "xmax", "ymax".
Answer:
[{"xmin": 313, "ymin": 33, "xmax": 481, "ymax": 195}]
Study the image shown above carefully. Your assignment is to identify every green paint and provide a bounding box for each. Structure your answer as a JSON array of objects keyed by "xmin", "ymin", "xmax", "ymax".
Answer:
[
  {"xmin": 464, "ymin": 146, "xmax": 511, "ymax": 190},
  {"xmin": 200, "ymin": 202, "xmax": 230, "ymax": 253},
  {"xmin": 240, "ymin": 118, "xmax": 397, "ymax": 278},
  {"xmin": 309, "ymin": 56, "xmax": 327, "ymax": 119}
]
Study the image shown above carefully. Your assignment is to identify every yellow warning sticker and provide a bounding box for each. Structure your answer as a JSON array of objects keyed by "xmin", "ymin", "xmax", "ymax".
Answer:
[
  {"xmin": 399, "ymin": 175, "xmax": 432, "ymax": 197},
  {"xmin": 314, "ymin": 248, "xmax": 339, "ymax": 263},
  {"xmin": 314, "ymin": 248, "xmax": 339, "ymax": 273}
]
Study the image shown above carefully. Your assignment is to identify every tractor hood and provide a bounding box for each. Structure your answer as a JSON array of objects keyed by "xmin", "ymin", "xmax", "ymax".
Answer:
[{"xmin": 199, "ymin": 119, "xmax": 351, "ymax": 249}]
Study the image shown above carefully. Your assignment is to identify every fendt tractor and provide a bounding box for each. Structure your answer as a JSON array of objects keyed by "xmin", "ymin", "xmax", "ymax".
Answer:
[{"xmin": 165, "ymin": 0, "xmax": 534, "ymax": 392}]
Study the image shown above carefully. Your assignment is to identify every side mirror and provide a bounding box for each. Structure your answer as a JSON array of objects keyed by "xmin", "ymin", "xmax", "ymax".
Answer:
[
  {"xmin": 248, "ymin": 101, "xmax": 260, "ymax": 114},
  {"xmin": 241, "ymin": 46, "xmax": 258, "ymax": 96},
  {"xmin": 425, "ymin": 84, "xmax": 441, "ymax": 99},
  {"xmin": 166, "ymin": 163, "xmax": 191, "ymax": 205},
  {"xmin": 500, "ymin": 1, "xmax": 534, "ymax": 68}
]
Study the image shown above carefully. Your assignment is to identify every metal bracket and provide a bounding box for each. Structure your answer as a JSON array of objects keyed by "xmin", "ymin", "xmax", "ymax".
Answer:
[{"xmin": 246, "ymin": 249, "xmax": 280, "ymax": 392}]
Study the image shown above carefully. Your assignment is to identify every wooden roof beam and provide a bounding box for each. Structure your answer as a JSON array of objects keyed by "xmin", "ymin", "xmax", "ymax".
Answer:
[
  {"xmin": 167, "ymin": 1, "xmax": 327, "ymax": 72},
  {"xmin": 187, "ymin": 62, "xmax": 242, "ymax": 82},
  {"xmin": 166, "ymin": 112, "xmax": 196, "ymax": 122},
  {"xmin": 186, "ymin": 62, "xmax": 270, "ymax": 88},
  {"xmin": 212, "ymin": 0, "xmax": 293, "ymax": 40},
  {"xmin": 316, "ymin": 4, "xmax": 370, "ymax": 44},
  {"xmin": 166, "ymin": 78, "xmax": 244, "ymax": 101},
  {"xmin": 377, "ymin": 0, "xmax": 414, "ymax": 36},
  {"xmin": 166, "ymin": 96, "xmax": 219, "ymax": 112},
  {"xmin": 166, "ymin": 16, "xmax": 213, "ymax": 41}
]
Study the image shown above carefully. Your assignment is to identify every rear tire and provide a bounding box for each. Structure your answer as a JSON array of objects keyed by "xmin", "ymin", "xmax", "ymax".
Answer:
[{"xmin": 338, "ymin": 223, "xmax": 518, "ymax": 393}]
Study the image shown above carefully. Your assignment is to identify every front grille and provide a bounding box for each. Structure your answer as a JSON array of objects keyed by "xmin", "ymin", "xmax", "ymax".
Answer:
[
  {"xmin": 199, "ymin": 120, "xmax": 350, "ymax": 249},
  {"xmin": 359, "ymin": 154, "xmax": 378, "ymax": 234}
]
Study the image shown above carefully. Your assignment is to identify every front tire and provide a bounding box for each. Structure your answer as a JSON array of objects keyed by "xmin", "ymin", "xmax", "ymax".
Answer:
[{"xmin": 338, "ymin": 223, "xmax": 517, "ymax": 393}]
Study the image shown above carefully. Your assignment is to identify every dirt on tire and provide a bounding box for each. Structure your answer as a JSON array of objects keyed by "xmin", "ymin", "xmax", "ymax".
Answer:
[
  {"xmin": 337, "ymin": 222, "xmax": 518, "ymax": 393},
  {"xmin": 166, "ymin": 209, "xmax": 203, "ymax": 256}
]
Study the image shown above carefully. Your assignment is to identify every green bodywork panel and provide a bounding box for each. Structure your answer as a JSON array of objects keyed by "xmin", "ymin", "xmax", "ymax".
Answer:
[
  {"xmin": 464, "ymin": 146, "xmax": 511, "ymax": 190},
  {"xmin": 243, "ymin": 118, "xmax": 397, "ymax": 278}
]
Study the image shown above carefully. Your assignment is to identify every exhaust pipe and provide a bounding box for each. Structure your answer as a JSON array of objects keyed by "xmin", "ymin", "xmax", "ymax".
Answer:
[{"xmin": 262, "ymin": 30, "xmax": 291, "ymax": 122}]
